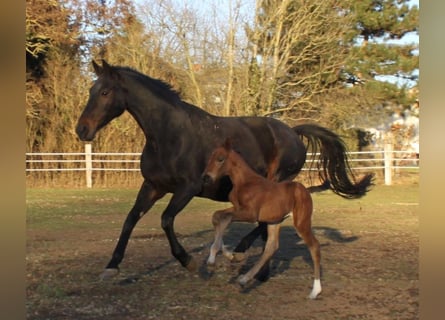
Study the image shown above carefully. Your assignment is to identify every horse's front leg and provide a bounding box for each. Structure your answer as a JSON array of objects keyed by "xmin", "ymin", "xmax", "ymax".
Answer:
[
  {"xmin": 102, "ymin": 181, "xmax": 165, "ymax": 280},
  {"xmin": 161, "ymin": 185, "xmax": 201, "ymax": 271},
  {"xmin": 232, "ymin": 222, "xmax": 268, "ymax": 260},
  {"xmin": 207, "ymin": 207, "xmax": 234, "ymax": 265}
]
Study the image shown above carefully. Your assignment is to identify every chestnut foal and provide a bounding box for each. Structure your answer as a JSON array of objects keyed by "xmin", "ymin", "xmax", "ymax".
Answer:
[{"xmin": 203, "ymin": 140, "xmax": 322, "ymax": 299}]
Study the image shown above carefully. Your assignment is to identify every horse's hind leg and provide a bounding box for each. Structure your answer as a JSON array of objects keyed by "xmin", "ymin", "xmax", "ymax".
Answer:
[
  {"xmin": 161, "ymin": 184, "xmax": 202, "ymax": 271},
  {"xmin": 102, "ymin": 181, "xmax": 165, "ymax": 280},
  {"xmin": 207, "ymin": 208, "xmax": 233, "ymax": 265},
  {"xmin": 238, "ymin": 223, "xmax": 280, "ymax": 286}
]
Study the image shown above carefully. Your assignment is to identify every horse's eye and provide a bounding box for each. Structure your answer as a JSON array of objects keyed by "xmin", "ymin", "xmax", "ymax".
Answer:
[
  {"xmin": 101, "ymin": 90, "xmax": 109, "ymax": 96},
  {"xmin": 217, "ymin": 156, "xmax": 225, "ymax": 163}
]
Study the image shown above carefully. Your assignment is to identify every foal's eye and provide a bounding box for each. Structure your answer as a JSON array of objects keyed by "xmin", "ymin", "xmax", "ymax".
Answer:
[
  {"xmin": 217, "ymin": 156, "xmax": 225, "ymax": 163},
  {"xmin": 101, "ymin": 90, "xmax": 109, "ymax": 96}
]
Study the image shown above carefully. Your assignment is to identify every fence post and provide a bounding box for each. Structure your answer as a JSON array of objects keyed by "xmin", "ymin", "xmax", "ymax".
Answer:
[
  {"xmin": 85, "ymin": 143, "xmax": 92, "ymax": 188},
  {"xmin": 384, "ymin": 142, "xmax": 393, "ymax": 186}
]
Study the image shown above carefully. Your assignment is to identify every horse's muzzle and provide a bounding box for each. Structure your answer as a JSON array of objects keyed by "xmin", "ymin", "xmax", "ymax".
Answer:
[{"xmin": 76, "ymin": 122, "xmax": 96, "ymax": 141}]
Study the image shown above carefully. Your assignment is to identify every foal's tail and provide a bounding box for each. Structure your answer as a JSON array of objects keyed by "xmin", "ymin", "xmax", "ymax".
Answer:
[{"xmin": 293, "ymin": 123, "xmax": 374, "ymax": 199}]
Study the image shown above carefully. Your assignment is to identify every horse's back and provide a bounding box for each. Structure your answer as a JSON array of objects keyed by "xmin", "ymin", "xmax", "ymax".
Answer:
[{"xmin": 225, "ymin": 116, "xmax": 307, "ymax": 181}]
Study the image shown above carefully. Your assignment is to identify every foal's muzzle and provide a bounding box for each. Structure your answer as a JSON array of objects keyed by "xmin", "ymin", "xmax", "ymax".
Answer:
[{"xmin": 202, "ymin": 174, "xmax": 214, "ymax": 186}]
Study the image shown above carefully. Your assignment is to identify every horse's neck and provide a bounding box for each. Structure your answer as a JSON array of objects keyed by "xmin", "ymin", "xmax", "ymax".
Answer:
[
  {"xmin": 125, "ymin": 93, "xmax": 184, "ymax": 141},
  {"xmin": 125, "ymin": 77, "xmax": 210, "ymax": 141},
  {"xmin": 227, "ymin": 151, "xmax": 260, "ymax": 186}
]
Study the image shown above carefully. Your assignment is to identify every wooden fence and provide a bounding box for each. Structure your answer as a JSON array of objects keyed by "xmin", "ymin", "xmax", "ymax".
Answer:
[{"xmin": 26, "ymin": 143, "xmax": 419, "ymax": 188}]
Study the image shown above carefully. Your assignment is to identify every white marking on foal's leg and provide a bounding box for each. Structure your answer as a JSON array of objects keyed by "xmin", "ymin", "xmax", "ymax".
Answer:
[
  {"xmin": 308, "ymin": 279, "xmax": 322, "ymax": 299},
  {"xmin": 207, "ymin": 254, "xmax": 216, "ymax": 265},
  {"xmin": 207, "ymin": 243, "xmax": 218, "ymax": 265}
]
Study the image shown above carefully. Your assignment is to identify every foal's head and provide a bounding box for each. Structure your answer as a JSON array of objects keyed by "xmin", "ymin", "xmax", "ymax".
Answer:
[{"xmin": 202, "ymin": 140, "xmax": 233, "ymax": 185}]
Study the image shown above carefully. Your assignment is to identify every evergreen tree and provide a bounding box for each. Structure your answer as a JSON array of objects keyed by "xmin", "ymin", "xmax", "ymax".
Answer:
[
  {"xmin": 246, "ymin": 0, "xmax": 418, "ymax": 130},
  {"xmin": 343, "ymin": 0, "xmax": 419, "ymax": 117}
]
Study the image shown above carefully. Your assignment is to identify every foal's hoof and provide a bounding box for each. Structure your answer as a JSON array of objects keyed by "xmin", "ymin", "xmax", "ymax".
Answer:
[
  {"xmin": 237, "ymin": 274, "xmax": 251, "ymax": 286},
  {"xmin": 222, "ymin": 247, "xmax": 234, "ymax": 261},
  {"xmin": 206, "ymin": 257, "xmax": 216, "ymax": 265},
  {"xmin": 231, "ymin": 252, "xmax": 247, "ymax": 262},
  {"xmin": 307, "ymin": 279, "xmax": 322, "ymax": 299},
  {"xmin": 206, "ymin": 261, "xmax": 216, "ymax": 271},
  {"xmin": 185, "ymin": 257, "xmax": 198, "ymax": 273},
  {"xmin": 100, "ymin": 268, "xmax": 119, "ymax": 280},
  {"xmin": 307, "ymin": 290, "xmax": 321, "ymax": 300}
]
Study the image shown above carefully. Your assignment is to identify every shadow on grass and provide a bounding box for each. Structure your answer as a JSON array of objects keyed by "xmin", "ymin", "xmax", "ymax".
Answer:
[{"xmin": 118, "ymin": 222, "xmax": 358, "ymax": 291}]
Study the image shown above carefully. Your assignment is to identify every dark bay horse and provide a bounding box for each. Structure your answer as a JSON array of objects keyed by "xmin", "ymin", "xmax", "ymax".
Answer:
[
  {"xmin": 203, "ymin": 140, "xmax": 321, "ymax": 299},
  {"xmin": 76, "ymin": 60, "xmax": 373, "ymax": 280}
]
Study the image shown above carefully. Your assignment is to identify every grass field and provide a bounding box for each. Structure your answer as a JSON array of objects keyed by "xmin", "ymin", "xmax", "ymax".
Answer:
[{"xmin": 26, "ymin": 183, "xmax": 419, "ymax": 319}]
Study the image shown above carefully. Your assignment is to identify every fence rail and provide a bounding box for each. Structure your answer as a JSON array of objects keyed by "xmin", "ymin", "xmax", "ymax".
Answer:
[{"xmin": 26, "ymin": 143, "xmax": 419, "ymax": 188}]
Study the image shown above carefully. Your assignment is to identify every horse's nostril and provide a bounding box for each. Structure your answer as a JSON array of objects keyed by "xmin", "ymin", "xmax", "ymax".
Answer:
[
  {"xmin": 76, "ymin": 124, "xmax": 87, "ymax": 138},
  {"xmin": 76, "ymin": 123, "xmax": 95, "ymax": 141}
]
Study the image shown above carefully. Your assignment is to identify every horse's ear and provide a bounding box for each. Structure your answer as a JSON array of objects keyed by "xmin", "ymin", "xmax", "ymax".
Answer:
[
  {"xmin": 100, "ymin": 59, "xmax": 121, "ymax": 80},
  {"xmin": 101, "ymin": 59, "xmax": 112, "ymax": 74},
  {"xmin": 92, "ymin": 60, "xmax": 103, "ymax": 76}
]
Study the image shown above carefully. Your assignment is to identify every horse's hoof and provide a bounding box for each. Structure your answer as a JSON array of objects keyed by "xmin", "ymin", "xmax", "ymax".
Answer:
[
  {"xmin": 100, "ymin": 268, "xmax": 119, "ymax": 280},
  {"xmin": 231, "ymin": 252, "xmax": 247, "ymax": 262},
  {"xmin": 185, "ymin": 257, "xmax": 198, "ymax": 272}
]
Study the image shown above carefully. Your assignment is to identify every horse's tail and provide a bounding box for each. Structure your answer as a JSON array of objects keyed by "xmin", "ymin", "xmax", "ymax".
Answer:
[{"xmin": 293, "ymin": 123, "xmax": 374, "ymax": 199}]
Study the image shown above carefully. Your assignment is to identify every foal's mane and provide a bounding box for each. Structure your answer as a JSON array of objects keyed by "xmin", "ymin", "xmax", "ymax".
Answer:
[{"xmin": 115, "ymin": 66, "xmax": 182, "ymax": 105}]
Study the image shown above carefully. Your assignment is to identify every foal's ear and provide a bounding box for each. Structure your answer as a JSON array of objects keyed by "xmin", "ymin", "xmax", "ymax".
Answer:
[{"xmin": 223, "ymin": 138, "xmax": 233, "ymax": 150}]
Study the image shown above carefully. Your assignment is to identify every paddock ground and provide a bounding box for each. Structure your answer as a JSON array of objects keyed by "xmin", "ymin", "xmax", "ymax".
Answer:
[{"xmin": 26, "ymin": 183, "xmax": 419, "ymax": 320}]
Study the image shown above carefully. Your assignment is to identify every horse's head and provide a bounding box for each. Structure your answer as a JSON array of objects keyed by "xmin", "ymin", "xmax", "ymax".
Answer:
[
  {"xmin": 202, "ymin": 139, "xmax": 233, "ymax": 185},
  {"xmin": 76, "ymin": 60, "xmax": 127, "ymax": 141}
]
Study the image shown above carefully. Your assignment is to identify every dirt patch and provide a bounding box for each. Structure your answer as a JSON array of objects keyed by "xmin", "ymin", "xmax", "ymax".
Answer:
[{"xmin": 26, "ymin": 186, "xmax": 419, "ymax": 320}]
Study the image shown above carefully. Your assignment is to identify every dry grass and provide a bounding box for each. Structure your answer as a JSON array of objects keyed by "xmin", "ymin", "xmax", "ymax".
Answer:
[{"xmin": 26, "ymin": 183, "xmax": 418, "ymax": 319}]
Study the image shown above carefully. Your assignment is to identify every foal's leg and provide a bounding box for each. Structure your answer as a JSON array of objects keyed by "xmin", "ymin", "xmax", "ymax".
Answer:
[
  {"xmin": 292, "ymin": 183, "xmax": 322, "ymax": 299},
  {"xmin": 207, "ymin": 208, "xmax": 233, "ymax": 265},
  {"xmin": 238, "ymin": 223, "xmax": 280, "ymax": 286},
  {"xmin": 297, "ymin": 226, "xmax": 321, "ymax": 299},
  {"xmin": 233, "ymin": 222, "xmax": 268, "ymax": 262}
]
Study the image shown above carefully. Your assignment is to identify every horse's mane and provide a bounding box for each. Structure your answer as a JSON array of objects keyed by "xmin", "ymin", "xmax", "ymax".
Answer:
[
  {"xmin": 114, "ymin": 65, "xmax": 212, "ymax": 117},
  {"xmin": 116, "ymin": 66, "xmax": 182, "ymax": 105}
]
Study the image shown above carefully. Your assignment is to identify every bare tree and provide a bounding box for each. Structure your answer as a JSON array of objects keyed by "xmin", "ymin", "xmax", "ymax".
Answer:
[{"xmin": 245, "ymin": 0, "xmax": 355, "ymax": 119}]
